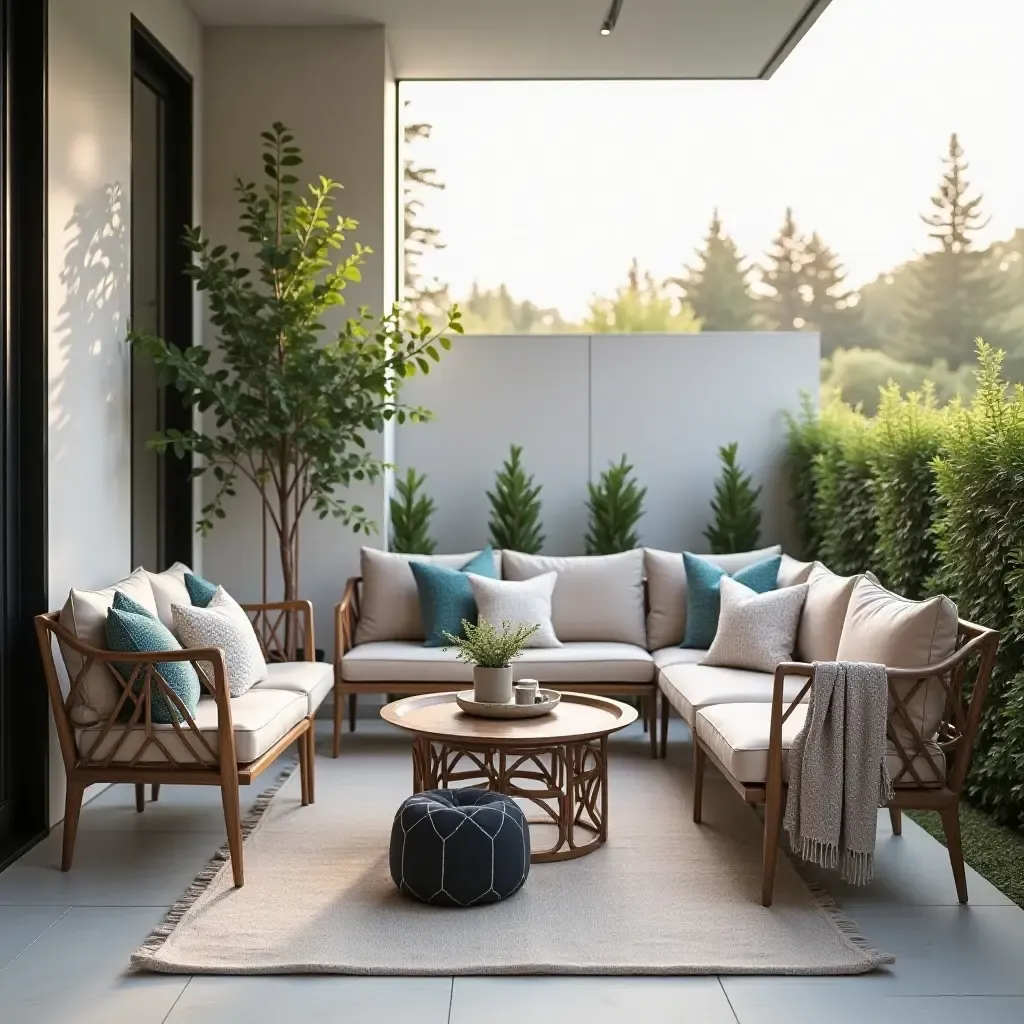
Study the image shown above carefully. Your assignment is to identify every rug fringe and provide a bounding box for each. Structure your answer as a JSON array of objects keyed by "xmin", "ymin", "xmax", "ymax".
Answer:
[
  {"xmin": 802, "ymin": 877, "xmax": 895, "ymax": 970},
  {"xmin": 130, "ymin": 758, "xmax": 298, "ymax": 972}
]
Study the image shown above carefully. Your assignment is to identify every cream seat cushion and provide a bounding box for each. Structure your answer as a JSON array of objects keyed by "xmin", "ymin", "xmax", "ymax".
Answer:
[
  {"xmin": 658, "ymin": 662, "xmax": 809, "ymax": 727},
  {"xmin": 695, "ymin": 702, "xmax": 945, "ymax": 787},
  {"xmin": 252, "ymin": 661, "xmax": 333, "ymax": 717},
  {"xmin": 502, "ymin": 550, "xmax": 646, "ymax": 647},
  {"xmin": 354, "ymin": 548, "xmax": 501, "ymax": 645},
  {"xmin": 836, "ymin": 576, "xmax": 958, "ymax": 749},
  {"xmin": 59, "ymin": 567, "xmax": 160, "ymax": 726},
  {"xmin": 643, "ymin": 545, "xmax": 782, "ymax": 651},
  {"xmin": 651, "ymin": 647, "xmax": 706, "ymax": 671},
  {"xmin": 342, "ymin": 641, "xmax": 654, "ymax": 684},
  {"xmin": 74, "ymin": 687, "xmax": 307, "ymax": 765}
]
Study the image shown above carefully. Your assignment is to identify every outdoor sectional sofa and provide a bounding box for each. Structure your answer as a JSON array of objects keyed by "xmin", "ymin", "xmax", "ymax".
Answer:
[{"xmin": 336, "ymin": 544, "xmax": 999, "ymax": 906}]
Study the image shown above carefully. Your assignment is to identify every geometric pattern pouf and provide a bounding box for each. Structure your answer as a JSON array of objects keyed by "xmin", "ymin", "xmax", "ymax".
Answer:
[{"xmin": 389, "ymin": 788, "xmax": 530, "ymax": 906}]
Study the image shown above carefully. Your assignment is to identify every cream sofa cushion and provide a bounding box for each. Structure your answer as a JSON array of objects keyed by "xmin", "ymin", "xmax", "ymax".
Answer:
[
  {"xmin": 146, "ymin": 562, "xmax": 193, "ymax": 633},
  {"xmin": 342, "ymin": 641, "xmax": 654, "ymax": 684},
  {"xmin": 643, "ymin": 545, "xmax": 782, "ymax": 651},
  {"xmin": 354, "ymin": 547, "xmax": 501, "ymax": 644},
  {"xmin": 58, "ymin": 567, "xmax": 159, "ymax": 726},
  {"xmin": 652, "ymin": 647, "xmax": 707, "ymax": 671},
  {"xmin": 658, "ymin": 662, "xmax": 808, "ymax": 726},
  {"xmin": 502, "ymin": 550, "xmax": 646, "ymax": 646},
  {"xmin": 75, "ymin": 687, "xmax": 307, "ymax": 765},
  {"xmin": 797, "ymin": 563, "xmax": 862, "ymax": 663},
  {"xmin": 695, "ymin": 702, "xmax": 945, "ymax": 786},
  {"xmin": 836, "ymin": 576, "xmax": 958, "ymax": 747},
  {"xmin": 778, "ymin": 554, "xmax": 814, "ymax": 587},
  {"xmin": 251, "ymin": 661, "xmax": 333, "ymax": 717},
  {"xmin": 468, "ymin": 571, "xmax": 561, "ymax": 648}
]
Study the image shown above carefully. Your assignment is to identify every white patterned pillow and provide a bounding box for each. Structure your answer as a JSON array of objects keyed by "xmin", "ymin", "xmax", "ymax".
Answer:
[
  {"xmin": 702, "ymin": 577, "xmax": 808, "ymax": 673},
  {"xmin": 171, "ymin": 587, "xmax": 267, "ymax": 697},
  {"xmin": 466, "ymin": 572, "xmax": 562, "ymax": 648}
]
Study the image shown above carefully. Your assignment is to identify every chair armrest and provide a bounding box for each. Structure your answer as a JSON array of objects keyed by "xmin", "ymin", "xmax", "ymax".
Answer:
[
  {"xmin": 240, "ymin": 599, "xmax": 315, "ymax": 662},
  {"xmin": 335, "ymin": 577, "xmax": 360, "ymax": 665}
]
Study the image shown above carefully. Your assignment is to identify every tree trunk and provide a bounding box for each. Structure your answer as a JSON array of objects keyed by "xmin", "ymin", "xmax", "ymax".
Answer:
[{"xmin": 276, "ymin": 489, "xmax": 299, "ymax": 658}]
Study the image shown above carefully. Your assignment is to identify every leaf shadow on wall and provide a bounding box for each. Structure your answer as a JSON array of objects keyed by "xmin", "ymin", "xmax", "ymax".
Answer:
[{"xmin": 50, "ymin": 183, "xmax": 130, "ymax": 573}]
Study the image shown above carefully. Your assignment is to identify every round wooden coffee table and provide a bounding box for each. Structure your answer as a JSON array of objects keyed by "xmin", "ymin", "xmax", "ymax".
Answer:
[{"xmin": 380, "ymin": 691, "xmax": 637, "ymax": 863}]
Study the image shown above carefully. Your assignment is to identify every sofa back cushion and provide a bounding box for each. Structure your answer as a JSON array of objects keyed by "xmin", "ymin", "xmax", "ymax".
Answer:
[
  {"xmin": 145, "ymin": 562, "xmax": 193, "ymax": 634},
  {"xmin": 58, "ymin": 567, "xmax": 160, "ymax": 726},
  {"xmin": 836, "ymin": 575, "xmax": 959, "ymax": 748},
  {"xmin": 797, "ymin": 563, "xmax": 862, "ymax": 663},
  {"xmin": 355, "ymin": 547, "xmax": 502, "ymax": 644},
  {"xmin": 502, "ymin": 550, "xmax": 646, "ymax": 646},
  {"xmin": 644, "ymin": 545, "xmax": 782, "ymax": 650}
]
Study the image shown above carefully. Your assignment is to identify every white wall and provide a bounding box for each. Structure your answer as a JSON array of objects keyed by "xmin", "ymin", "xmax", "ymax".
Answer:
[
  {"xmin": 396, "ymin": 333, "xmax": 820, "ymax": 556},
  {"xmin": 47, "ymin": 0, "xmax": 203, "ymax": 826},
  {"xmin": 199, "ymin": 27, "xmax": 397, "ymax": 651}
]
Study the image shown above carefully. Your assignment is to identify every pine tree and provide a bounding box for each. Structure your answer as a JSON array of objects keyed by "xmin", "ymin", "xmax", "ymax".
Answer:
[
  {"xmin": 585, "ymin": 456, "xmax": 647, "ymax": 554},
  {"xmin": 704, "ymin": 442, "xmax": 762, "ymax": 554},
  {"xmin": 672, "ymin": 209, "xmax": 757, "ymax": 330},
  {"xmin": 759, "ymin": 207, "xmax": 809, "ymax": 330},
  {"xmin": 803, "ymin": 231, "xmax": 863, "ymax": 356},
  {"xmin": 403, "ymin": 104, "xmax": 449, "ymax": 320},
  {"xmin": 389, "ymin": 468, "xmax": 437, "ymax": 554},
  {"xmin": 487, "ymin": 445, "xmax": 544, "ymax": 554},
  {"xmin": 904, "ymin": 133, "xmax": 1013, "ymax": 368},
  {"xmin": 587, "ymin": 259, "xmax": 700, "ymax": 333}
]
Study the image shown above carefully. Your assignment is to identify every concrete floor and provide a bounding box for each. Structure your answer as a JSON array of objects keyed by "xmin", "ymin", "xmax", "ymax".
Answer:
[{"xmin": 2, "ymin": 718, "xmax": 1024, "ymax": 1024}]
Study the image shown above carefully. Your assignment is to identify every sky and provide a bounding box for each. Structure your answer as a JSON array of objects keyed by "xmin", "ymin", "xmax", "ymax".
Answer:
[{"xmin": 401, "ymin": 0, "xmax": 1024, "ymax": 321}]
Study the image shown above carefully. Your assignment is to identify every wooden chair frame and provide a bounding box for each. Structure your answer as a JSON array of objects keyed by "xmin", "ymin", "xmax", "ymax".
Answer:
[
  {"xmin": 35, "ymin": 599, "xmax": 319, "ymax": 888},
  {"xmin": 688, "ymin": 619, "xmax": 999, "ymax": 907},
  {"xmin": 333, "ymin": 576, "xmax": 659, "ymax": 759}
]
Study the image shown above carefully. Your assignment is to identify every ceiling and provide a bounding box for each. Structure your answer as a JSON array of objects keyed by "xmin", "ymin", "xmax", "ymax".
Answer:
[{"xmin": 186, "ymin": 0, "xmax": 832, "ymax": 80}]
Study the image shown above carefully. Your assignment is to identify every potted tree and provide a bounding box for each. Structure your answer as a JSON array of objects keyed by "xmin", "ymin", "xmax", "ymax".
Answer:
[
  {"xmin": 129, "ymin": 123, "xmax": 460, "ymax": 621},
  {"xmin": 443, "ymin": 619, "xmax": 539, "ymax": 704}
]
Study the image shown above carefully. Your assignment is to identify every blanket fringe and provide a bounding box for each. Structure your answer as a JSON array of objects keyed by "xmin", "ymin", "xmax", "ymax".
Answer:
[{"xmin": 130, "ymin": 758, "xmax": 298, "ymax": 971}]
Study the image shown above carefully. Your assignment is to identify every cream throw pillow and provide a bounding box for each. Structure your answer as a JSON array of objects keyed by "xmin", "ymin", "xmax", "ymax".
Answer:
[
  {"xmin": 466, "ymin": 572, "xmax": 562, "ymax": 648},
  {"xmin": 172, "ymin": 587, "xmax": 268, "ymax": 697},
  {"xmin": 796, "ymin": 563, "xmax": 862, "ymax": 663},
  {"xmin": 703, "ymin": 576, "xmax": 809, "ymax": 673}
]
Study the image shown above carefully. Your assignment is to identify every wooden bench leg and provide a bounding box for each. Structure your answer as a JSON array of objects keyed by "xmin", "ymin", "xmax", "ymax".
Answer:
[
  {"xmin": 332, "ymin": 682, "xmax": 343, "ymax": 758},
  {"xmin": 221, "ymin": 774, "xmax": 244, "ymax": 888},
  {"xmin": 61, "ymin": 779, "xmax": 86, "ymax": 872},
  {"xmin": 135, "ymin": 783, "xmax": 145, "ymax": 813},
  {"xmin": 692, "ymin": 741, "xmax": 706, "ymax": 824},
  {"xmin": 348, "ymin": 693, "xmax": 357, "ymax": 732},
  {"xmin": 152, "ymin": 784, "xmax": 161, "ymax": 803},
  {"xmin": 889, "ymin": 806, "xmax": 902, "ymax": 835},
  {"xmin": 307, "ymin": 721, "xmax": 316, "ymax": 805},
  {"xmin": 648, "ymin": 695, "xmax": 658, "ymax": 758},
  {"xmin": 940, "ymin": 803, "xmax": 969, "ymax": 904},
  {"xmin": 299, "ymin": 729, "xmax": 311, "ymax": 807},
  {"xmin": 660, "ymin": 694, "xmax": 670, "ymax": 759}
]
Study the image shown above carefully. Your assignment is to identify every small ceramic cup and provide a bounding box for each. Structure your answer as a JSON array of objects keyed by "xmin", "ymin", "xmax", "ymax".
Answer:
[{"xmin": 515, "ymin": 679, "xmax": 540, "ymax": 705}]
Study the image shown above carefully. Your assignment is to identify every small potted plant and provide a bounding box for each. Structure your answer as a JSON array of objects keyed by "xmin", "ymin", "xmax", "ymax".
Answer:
[{"xmin": 443, "ymin": 619, "xmax": 539, "ymax": 704}]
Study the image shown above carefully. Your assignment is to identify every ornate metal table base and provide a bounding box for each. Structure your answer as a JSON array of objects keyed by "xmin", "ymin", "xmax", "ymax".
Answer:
[{"xmin": 411, "ymin": 736, "xmax": 609, "ymax": 863}]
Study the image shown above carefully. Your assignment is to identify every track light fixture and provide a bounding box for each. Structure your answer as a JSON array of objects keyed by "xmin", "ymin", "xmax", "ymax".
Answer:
[{"xmin": 600, "ymin": 0, "xmax": 624, "ymax": 36}]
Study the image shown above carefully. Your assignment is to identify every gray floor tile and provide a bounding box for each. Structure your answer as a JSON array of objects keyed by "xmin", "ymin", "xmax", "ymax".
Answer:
[
  {"xmin": 166, "ymin": 976, "xmax": 453, "ymax": 1023},
  {"xmin": 0, "ymin": 828, "xmax": 227, "ymax": 906},
  {"xmin": 450, "ymin": 977, "xmax": 739, "ymax": 1024},
  {"xmin": 0, "ymin": 906, "xmax": 71, "ymax": 969},
  {"xmin": 727, "ymin": 992, "xmax": 1024, "ymax": 1024},
  {"xmin": 0, "ymin": 907, "xmax": 187, "ymax": 1024}
]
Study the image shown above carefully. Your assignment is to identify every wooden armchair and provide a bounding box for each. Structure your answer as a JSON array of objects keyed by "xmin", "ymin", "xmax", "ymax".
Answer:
[
  {"xmin": 690, "ymin": 618, "xmax": 999, "ymax": 906},
  {"xmin": 35, "ymin": 599, "xmax": 318, "ymax": 888}
]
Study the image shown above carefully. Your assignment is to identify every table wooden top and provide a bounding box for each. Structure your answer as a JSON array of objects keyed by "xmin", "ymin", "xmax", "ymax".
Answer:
[{"xmin": 379, "ymin": 691, "xmax": 638, "ymax": 746}]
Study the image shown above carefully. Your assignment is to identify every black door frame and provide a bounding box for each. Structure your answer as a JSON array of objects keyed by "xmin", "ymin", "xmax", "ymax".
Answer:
[
  {"xmin": 0, "ymin": 0, "xmax": 50, "ymax": 870},
  {"xmin": 130, "ymin": 18, "xmax": 194, "ymax": 571}
]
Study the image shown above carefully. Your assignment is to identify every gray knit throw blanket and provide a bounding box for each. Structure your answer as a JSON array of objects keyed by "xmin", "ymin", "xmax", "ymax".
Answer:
[{"xmin": 784, "ymin": 661, "xmax": 894, "ymax": 886}]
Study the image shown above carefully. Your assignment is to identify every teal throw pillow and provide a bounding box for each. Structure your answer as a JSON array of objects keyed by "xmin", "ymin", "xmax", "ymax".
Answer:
[
  {"xmin": 410, "ymin": 547, "xmax": 498, "ymax": 647},
  {"xmin": 112, "ymin": 590, "xmax": 156, "ymax": 619},
  {"xmin": 105, "ymin": 607, "xmax": 201, "ymax": 724},
  {"xmin": 185, "ymin": 572, "xmax": 219, "ymax": 607},
  {"xmin": 681, "ymin": 552, "xmax": 782, "ymax": 650}
]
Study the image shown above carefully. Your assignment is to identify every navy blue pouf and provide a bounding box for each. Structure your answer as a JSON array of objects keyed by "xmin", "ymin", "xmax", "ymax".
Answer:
[{"xmin": 389, "ymin": 788, "xmax": 530, "ymax": 906}]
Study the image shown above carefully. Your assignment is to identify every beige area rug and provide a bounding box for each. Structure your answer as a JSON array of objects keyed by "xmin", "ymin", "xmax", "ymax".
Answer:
[{"xmin": 132, "ymin": 731, "xmax": 893, "ymax": 976}]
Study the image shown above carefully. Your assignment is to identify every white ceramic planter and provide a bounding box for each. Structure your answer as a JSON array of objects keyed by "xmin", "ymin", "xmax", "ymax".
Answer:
[{"xmin": 473, "ymin": 665, "xmax": 513, "ymax": 704}]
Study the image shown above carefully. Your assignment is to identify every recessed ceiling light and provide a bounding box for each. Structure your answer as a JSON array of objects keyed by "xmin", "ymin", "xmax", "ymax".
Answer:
[{"xmin": 600, "ymin": 0, "xmax": 624, "ymax": 36}]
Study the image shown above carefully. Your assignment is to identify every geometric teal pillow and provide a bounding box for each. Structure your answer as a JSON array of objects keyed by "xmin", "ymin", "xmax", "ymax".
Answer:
[
  {"xmin": 410, "ymin": 547, "xmax": 499, "ymax": 647},
  {"xmin": 105, "ymin": 607, "xmax": 201, "ymax": 724},
  {"xmin": 185, "ymin": 571, "xmax": 218, "ymax": 607},
  {"xmin": 681, "ymin": 552, "xmax": 782, "ymax": 649},
  {"xmin": 112, "ymin": 589, "xmax": 156, "ymax": 619}
]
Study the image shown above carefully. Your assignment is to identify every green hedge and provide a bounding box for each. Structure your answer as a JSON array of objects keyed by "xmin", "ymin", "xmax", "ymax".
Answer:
[{"xmin": 786, "ymin": 342, "xmax": 1024, "ymax": 825}]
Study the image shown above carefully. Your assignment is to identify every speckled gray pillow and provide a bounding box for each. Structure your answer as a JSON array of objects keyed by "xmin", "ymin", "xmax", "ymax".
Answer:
[
  {"xmin": 172, "ymin": 587, "xmax": 267, "ymax": 697},
  {"xmin": 702, "ymin": 577, "xmax": 809, "ymax": 673},
  {"xmin": 466, "ymin": 572, "xmax": 562, "ymax": 648}
]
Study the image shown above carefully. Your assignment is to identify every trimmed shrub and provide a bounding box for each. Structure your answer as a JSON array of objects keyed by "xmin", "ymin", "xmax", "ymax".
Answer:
[
  {"xmin": 933, "ymin": 342, "xmax": 1024, "ymax": 825},
  {"xmin": 585, "ymin": 455, "xmax": 647, "ymax": 554},
  {"xmin": 389, "ymin": 468, "xmax": 437, "ymax": 554},
  {"xmin": 870, "ymin": 382, "xmax": 947, "ymax": 599},
  {"xmin": 784, "ymin": 396, "xmax": 827, "ymax": 559},
  {"xmin": 812, "ymin": 399, "xmax": 878, "ymax": 577},
  {"xmin": 487, "ymin": 444, "xmax": 544, "ymax": 554},
  {"xmin": 704, "ymin": 442, "xmax": 762, "ymax": 553}
]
